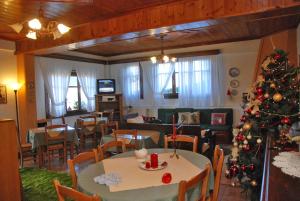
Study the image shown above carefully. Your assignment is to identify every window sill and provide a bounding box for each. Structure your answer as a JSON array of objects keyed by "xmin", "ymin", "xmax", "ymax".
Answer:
[
  {"xmin": 65, "ymin": 110, "xmax": 88, "ymax": 117},
  {"xmin": 163, "ymin": 93, "xmax": 178, "ymax": 99}
]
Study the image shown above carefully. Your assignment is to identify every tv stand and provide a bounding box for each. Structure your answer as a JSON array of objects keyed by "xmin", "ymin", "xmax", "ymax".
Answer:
[{"xmin": 95, "ymin": 94, "xmax": 123, "ymax": 122}]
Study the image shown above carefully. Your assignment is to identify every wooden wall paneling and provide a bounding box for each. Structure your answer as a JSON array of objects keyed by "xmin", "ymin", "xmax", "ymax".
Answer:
[
  {"xmin": 15, "ymin": 0, "xmax": 300, "ymax": 54},
  {"xmin": 252, "ymin": 28, "xmax": 298, "ymax": 82},
  {"xmin": 17, "ymin": 54, "xmax": 37, "ymax": 143},
  {"xmin": 0, "ymin": 119, "xmax": 21, "ymax": 201}
]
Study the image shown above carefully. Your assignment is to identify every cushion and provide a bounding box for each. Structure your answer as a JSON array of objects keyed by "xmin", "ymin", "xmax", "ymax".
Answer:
[
  {"xmin": 211, "ymin": 113, "xmax": 227, "ymax": 125},
  {"xmin": 127, "ymin": 116, "xmax": 144, "ymax": 124},
  {"xmin": 178, "ymin": 112, "xmax": 200, "ymax": 125}
]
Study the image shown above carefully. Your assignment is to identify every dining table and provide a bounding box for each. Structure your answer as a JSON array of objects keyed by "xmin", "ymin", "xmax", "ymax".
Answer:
[
  {"xmin": 27, "ymin": 125, "xmax": 78, "ymax": 167},
  {"xmin": 78, "ymin": 148, "xmax": 214, "ymax": 201}
]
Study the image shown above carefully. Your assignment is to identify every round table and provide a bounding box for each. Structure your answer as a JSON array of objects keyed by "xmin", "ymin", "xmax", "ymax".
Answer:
[{"xmin": 78, "ymin": 149, "xmax": 214, "ymax": 201}]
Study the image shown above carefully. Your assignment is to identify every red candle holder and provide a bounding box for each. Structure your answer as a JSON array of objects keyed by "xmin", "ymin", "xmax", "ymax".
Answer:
[{"xmin": 150, "ymin": 153, "xmax": 158, "ymax": 168}]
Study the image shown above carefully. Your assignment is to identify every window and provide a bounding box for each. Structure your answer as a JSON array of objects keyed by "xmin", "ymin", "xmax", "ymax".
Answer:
[
  {"xmin": 156, "ymin": 63, "xmax": 178, "ymax": 99},
  {"xmin": 66, "ymin": 72, "xmax": 88, "ymax": 114},
  {"xmin": 122, "ymin": 65, "xmax": 142, "ymax": 105}
]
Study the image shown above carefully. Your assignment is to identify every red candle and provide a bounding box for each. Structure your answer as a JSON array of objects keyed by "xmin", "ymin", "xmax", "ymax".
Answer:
[{"xmin": 150, "ymin": 153, "xmax": 158, "ymax": 168}]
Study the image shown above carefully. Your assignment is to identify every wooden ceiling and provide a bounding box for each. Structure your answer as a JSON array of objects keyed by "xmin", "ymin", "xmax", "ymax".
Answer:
[
  {"xmin": 1, "ymin": 0, "xmax": 299, "ymax": 58},
  {"xmin": 0, "ymin": 0, "xmax": 178, "ymax": 41}
]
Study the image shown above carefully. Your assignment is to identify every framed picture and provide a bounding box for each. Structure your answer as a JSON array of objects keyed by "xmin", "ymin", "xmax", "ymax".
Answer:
[
  {"xmin": 0, "ymin": 85, "xmax": 7, "ymax": 104},
  {"xmin": 229, "ymin": 67, "xmax": 240, "ymax": 77}
]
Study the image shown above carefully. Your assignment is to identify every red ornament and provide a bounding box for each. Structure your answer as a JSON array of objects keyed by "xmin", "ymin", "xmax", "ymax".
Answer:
[
  {"xmin": 257, "ymin": 95, "xmax": 264, "ymax": 102},
  {"xmin": 241, "ymin": 164, "xmax": 247, "ymax": 171},
  {"xmin": 249, "ymin": 164, "xmax": 255, "ymax": 171},
  {"xmin": 246, "ymin": 108, "xmax": 252, "ymax": 114},
  {"xmin": 281, "ymin": 117, "xmax": 291, "ymax": 125},
  {"xmin": 240, "ymin": 116, "xmax": 246, "ymax": 122},
  {"xmin": 227, "ymin": 89, "xmax": 232, "ymax": 96},
  {"xmin": 243, "ymin": 144, "xmax": 250, "ymax": 151},
  {"xmin": 256, "ymin": 87, "xmax": 263, "ymax": 95},
  {"xmin": 255, "ymin": 111, "xmax": 260, "ymax": 118},
  {"xmin": 265, "ymin": 104, "xmax": 270, "ymax": 109},
  {"xmin": 162, "ymin": 172, "xmax": 172, "ymax": 184},
  {"xmin": 274, "ymin": 54, "xmax": 281, "ymax": 60},
  {"xmin": 230, "ymin": 165, "xmax": 239, "ymax": 176}
]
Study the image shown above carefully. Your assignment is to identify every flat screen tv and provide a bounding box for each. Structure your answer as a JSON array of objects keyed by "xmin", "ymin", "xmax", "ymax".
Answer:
[{"xmin": 97, "ymin": 79, "xmax": 116, "ymax": 94}]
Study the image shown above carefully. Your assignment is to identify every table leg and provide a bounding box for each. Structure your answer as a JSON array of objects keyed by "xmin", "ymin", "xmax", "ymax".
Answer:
[{"xmin": 37, "ymin": 146, "xmax": 43, "ymax": 168}]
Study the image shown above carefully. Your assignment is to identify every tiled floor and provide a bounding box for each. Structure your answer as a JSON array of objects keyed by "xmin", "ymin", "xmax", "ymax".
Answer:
[{"xmin": 23, "ymin": 143, "xmax": 248, "ymax": 201}]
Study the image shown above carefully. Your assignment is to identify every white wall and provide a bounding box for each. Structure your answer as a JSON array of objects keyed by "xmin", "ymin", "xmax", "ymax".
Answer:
[
  {"xmin": 107, "ymin": 40, "xmax": 260, "ymax": 125},
  {"xmin": 0, "ymin": 40, "xmax": 17, "ymax": 120},
  {"xmin": 35, "ymin": 57, "xmax": 106, "ymax": 119}
]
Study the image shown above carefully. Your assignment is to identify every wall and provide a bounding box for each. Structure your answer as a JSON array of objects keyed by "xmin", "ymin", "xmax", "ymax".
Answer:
[
  {"xmin": 107, "ymin": 40, "xmax": 260, "ymax": 125},
  {"xmin": 0, "ymin": 40, "xmax": 17, "ymax": 120}
]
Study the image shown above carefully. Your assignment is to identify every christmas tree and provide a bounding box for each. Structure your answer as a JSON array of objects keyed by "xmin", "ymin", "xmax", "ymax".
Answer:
[{"xmin": 226, "ymin": 49, "xmax": 300, "ymax": 200}]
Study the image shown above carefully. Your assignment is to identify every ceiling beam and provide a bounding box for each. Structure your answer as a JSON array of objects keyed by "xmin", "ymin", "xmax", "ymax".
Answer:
[{"xmin": 15, "ymin": 0, "xmax": 300, "ymax": 54}]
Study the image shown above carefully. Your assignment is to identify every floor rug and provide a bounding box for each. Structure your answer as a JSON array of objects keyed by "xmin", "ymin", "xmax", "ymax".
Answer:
[{"xmin": 20, "ymin": 168, "xmax": 72, "ymax": 201}]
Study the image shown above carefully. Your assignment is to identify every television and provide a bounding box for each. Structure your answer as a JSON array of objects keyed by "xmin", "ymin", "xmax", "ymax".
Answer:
[{"xmin": 97, "ymin": 79, "xmax": 116, "ymax": 94}]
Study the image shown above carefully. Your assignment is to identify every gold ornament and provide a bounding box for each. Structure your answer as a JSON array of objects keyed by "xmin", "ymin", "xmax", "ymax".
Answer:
[
  {"xmin": 247, "ymin": 134, "xmax": 252, "ymax": 140},
  {"xmin": 264, "ymin": 93, "xmax": 270, "ymax": 98},
  {"xmin": 257, "ymin": 138, "xmax": 262, "ymax": 144},
  {"xmin": 273, "ymin": 93, "xmax": 283, "ymax": 102},
  {"xmin": 243, "ymin": 140, "xmax": 248, "ymax": 145},
  {"xmin": 243, "ymin": 122, "xmax": 251, "ymax": 130},
  {"xmin": 270, "ymin": 83, "xmax": 276, "ymax": 88},
  {"xmin": 250, "ymin": 180, "xmax": 257, "ymax": 187}
]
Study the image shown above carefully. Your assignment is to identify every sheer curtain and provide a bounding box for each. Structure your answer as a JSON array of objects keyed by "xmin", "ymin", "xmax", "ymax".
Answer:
[
  {"xmin": 177, "ymin": 55, "xmax": 224, "ymax": 107},
  {"xmin": 141, "ymin": 61, "xmax": 175, "ymax": 107},
  {"xmin": 121, "ymin": 63, "xmax": 141, "ymax": 107},
  {"xmin": 75, "ymin": 65, "xmax": 99, "ymax": 112},
  {"xmin": 37, "ymin": 57, "xmax": 72, "ymax": 117}
]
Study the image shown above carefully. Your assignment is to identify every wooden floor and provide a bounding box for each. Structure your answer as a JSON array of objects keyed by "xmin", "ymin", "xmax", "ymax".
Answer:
[{"xmin": 23, "ymin": 142, "xmax": 248, "ymax": 201}]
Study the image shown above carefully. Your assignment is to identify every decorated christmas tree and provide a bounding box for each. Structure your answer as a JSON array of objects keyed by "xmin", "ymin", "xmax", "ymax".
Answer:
[{"xmin": 226, "ymin": 49, "xmax": 300, "ymax": 200}]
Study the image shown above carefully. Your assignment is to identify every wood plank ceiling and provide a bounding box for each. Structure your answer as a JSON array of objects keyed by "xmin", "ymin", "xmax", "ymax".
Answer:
[{"xmin": 0, "ymin": 0, "xmax": 299, "ymax": 58}]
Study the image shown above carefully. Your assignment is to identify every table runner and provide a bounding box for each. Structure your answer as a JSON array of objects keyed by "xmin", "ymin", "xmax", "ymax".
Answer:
[{"xmin": 103, "ymin": 152, "xmax": 202, "ymax": 192}]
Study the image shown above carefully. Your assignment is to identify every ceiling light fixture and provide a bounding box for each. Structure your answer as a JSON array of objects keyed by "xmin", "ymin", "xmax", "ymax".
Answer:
[
  {"xmin": 9, "ymin": 7, "xmax": 70, "ymax": 40},
  {"xmin": 150, "ymin": 34, "xmax": 176, "ymax": 64}
]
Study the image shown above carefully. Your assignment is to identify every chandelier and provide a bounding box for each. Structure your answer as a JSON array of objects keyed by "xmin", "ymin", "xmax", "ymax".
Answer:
[
  {"xmin": 150, "ymin": 34, "xmax": 176, "ymax": 64},
  {"xmin": 10, "ymin": 7, "xmax": 70, "ymax": 40}
]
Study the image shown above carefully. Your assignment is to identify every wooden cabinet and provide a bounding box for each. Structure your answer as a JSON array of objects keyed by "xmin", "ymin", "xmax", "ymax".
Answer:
[
  {"xmin": 95, "ymin": 94, "xmax": 123, "ymax": 122},
  {"xmin": 0, "ymin": 119, "xmax": 21, "ymax": 201}
]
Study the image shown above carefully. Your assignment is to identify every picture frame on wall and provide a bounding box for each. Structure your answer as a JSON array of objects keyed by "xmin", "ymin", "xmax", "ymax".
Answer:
[{"xmin": 0, "ymin": 85, "xmax": 7, "ymax": 104}]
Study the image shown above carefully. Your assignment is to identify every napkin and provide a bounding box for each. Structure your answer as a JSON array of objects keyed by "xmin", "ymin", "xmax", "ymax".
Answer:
[{"xmin": 94, "ymin": 173, "xmax": 122, "ymax": 186}]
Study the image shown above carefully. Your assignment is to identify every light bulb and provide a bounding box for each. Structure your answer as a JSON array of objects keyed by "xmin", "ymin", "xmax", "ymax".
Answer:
[
  {"xmin": 11, "ymin": 83, "xmax": 20, "ymax": 91},
  {"xmin": 150, "ymin": 56, "xmax": 157, "ymax": 64},
  {"xmin": 57, "ymin": 23, "xmax": 70, "ymax": 34},
  {"xmin": 28, "ymin": 18, "xmax": 41, "ymax": 30},
  {"xmin": 163, "ymin": 55, "xmax": 169, "ymax": 63},
  {"xmin": 171, "ymin": 57, "xmax": 177, "ymax": 62},
  {"xmin": 26, "ymin": 31, "xmax": 37, "ymax": 40}
]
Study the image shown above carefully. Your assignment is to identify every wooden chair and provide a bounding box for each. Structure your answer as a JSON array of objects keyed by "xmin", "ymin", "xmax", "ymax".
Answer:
[
  {"xmin": 68, "ymin": 151, "xmax": 97, "ymax": 189},
  {"xmin": 100, "ymin": 121, "xmax": 119, "ymax": 136},
  {"xmin": 77, "ymin": 115, "xmax": 97, "ymax": 150},
  {"xmin": 93, "ymin": 140, "xmax": 126, "ymax": 162},
  {"xmin": 44, "ymin": 124, "xmax": 67, "ymax": 168},
  {"xmin": 53, "ymin": 179, "xmax": 101, "ymax": 201},
  {"xmin": 113, "ymin": 129, "xmax": 138, "ymax": 150},
  {"xmin": 36, "ymin": 118, "xmax": 48, "ymax": 127},
  {"xmin": 210, "ymin": 145, "xmax": 224, "ymax": 201},
  {"xmin": 164, "ymin": 135, "xmax": 198, "ymax": 153},
  {"xmin": 49, "ymin": 116, "xmax": 66, "ymax": 125},
  {"xmin": 178, "ymin": 164, "xmax": 211, "ymax": 201}
]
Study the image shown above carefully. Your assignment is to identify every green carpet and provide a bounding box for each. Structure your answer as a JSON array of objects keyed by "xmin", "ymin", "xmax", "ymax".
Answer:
[{"xmin": 20, "ymin": 168, "xmax": 72, "ymax": 201}]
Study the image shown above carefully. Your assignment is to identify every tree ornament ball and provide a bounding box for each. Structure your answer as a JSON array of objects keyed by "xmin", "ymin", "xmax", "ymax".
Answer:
[
  {"xmin": 249, "ymin": 164, "xmax": 255, "ymax": 171},
  {"xmin": 241, "ymin": 164, "xmax": 247, "ymax": 171},
  {"xmin": 240, "ymin": 116, "xmax": 246, "ymax": 122},
  {"xmin": 281, "ymin": 117, "xmax": 291, "ymax": 124},
  {"xmin": 243, "ymin": 122, "xmax": 251, "ymax": 130},
  {"xmin": 239, "ymin": 144, "xmax": 243, "ymax": 149},
  {"xmin": 264, "ymin": 93, "xmax": 270, "ymax": 98},
  {"xmin": 243, "ymin": 144, "xmax": 250, "ymax": 151},
  {"xmin": 251, "ymin": 110, "xmax": 256, "ymax": 115},
  {"xmin": 256, "ymin": 87, "xmax": 263, "ymax": 94},
  {"xmin": 230, "ymin": 165, "xmax": 239, "ymax": 176},
  {"xmin": 247, "ymin": 134, "xmax": 252, "ymax": 140},
  {"xmin": 257, "ymin": 138, "xmax": 262, "ymax": 144},
  {"xmin": 243, "ymin": 139, "xmax": 248, "ymax": 145},
  {"xmin": 251, "ymin": 180, "xmax": 258, "ymax": 187},
  {"xmin": 270, "ymin": 83, "xmax": 276, "ymax": 88},
  {"xmin": 273, "ymin": 93, "xmax": 283, "ymax": 102},
  {"xmin": 265, "ymin": 104, "xmax": 270, "ymax": 109}
]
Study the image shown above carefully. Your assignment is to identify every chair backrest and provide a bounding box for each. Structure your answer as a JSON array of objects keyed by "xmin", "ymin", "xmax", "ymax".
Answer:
[
  {"xmin": 50, "ymin": 116, "xmax": 66, "ymax": 125},
  {"xmin": 100, "ymin": 121, "xmax": 119, "ymax": 135},
  {"xmin": 164, "ymin": 135, "xmax": 198, "ymax": 153},
  {"xmin": 211, "ymin": 145, "xmax": 224, "ymax": 201},
  {"xmin": 177, "ymin": 164, "xmax": 211, "ymax": 201},
  {"xmin": 36, "ymin": 118, "xmax": 48, "ymax": 127},
  {"xmin": 113, "ymin": 129, "xmax": 138, "ymax": 149},
  {"xmin": 44, "ymin": 124, "xmax": 67, "ymax": 147},
  {"xmin": 94, "ymin": 140, "xmax": 126, "ymax": 162},
  {"xmin": 68, "ymin": 151, "xmax": 97, "ymax": 189},
  {"xmin": 53, "ymin": 179, "xmax": 101, "ymax": 201}
]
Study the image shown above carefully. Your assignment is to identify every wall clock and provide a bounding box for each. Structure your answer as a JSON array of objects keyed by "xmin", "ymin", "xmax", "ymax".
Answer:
[{"xmin": 229, "ymin": 67, "xmax": 240, "ymax": 77}]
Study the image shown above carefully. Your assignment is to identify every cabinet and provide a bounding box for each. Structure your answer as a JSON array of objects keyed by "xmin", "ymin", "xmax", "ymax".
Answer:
[
  {"xmin": 95, "ymin": 94, "xmax": 123, "ymax": 122},
  {"xmin": 0, "ymin": 119, "xmax": 21, "ymax": 201}
]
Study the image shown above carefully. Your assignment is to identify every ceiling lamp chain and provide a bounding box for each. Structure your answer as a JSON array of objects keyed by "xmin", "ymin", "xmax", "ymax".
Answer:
[
  {"xmin": 150, "ymin": 34, "xmax": 176, "ymax": 64},
  {"xmin": 10, "ymin": 7, "xmax": 70, "ymax": 40}
]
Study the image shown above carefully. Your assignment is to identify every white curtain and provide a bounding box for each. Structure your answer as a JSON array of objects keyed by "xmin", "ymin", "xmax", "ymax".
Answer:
[
  {"xmin": 177, "ymin": 55, "xmax": 225, "ymax": 107},
  {"xmin": 121, "ymin": 63, "xmax": 141, "ymax": 107},
  {"xmin": 37, "ymin": 57, "xmax": 72, "ymax": 117},
  {"xmin": 141, "ymin": 61, "xmax": 175, "ymax": 107},
  {"xmin": 75, "ymin": 65, "xmax": 99, "ymax": 112}
]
